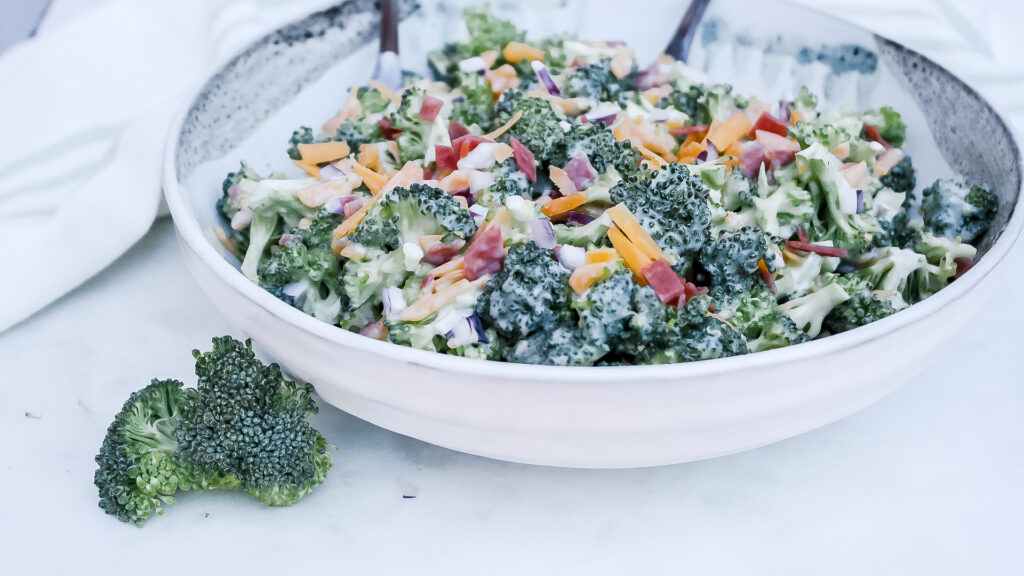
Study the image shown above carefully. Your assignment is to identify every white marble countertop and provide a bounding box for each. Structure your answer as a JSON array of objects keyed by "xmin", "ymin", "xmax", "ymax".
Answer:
[{"xmin": 3, "ymin": 1, "xmax": 1024, "ymax": 574}]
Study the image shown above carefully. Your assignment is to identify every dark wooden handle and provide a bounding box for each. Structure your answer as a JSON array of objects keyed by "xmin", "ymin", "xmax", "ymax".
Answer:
[
  {"xmin": 664, "ymin": 0, "xmax": 711, "ymax": 62},
  {"xmin": 379, "ymin": 0, "xmax": 399, "ymax": 53}
]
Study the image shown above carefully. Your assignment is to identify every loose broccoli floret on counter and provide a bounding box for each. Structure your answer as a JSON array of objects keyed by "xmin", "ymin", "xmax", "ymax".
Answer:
[
  {"xmin": 920, "ymin": 178, "xmax": 997, "ymax": 244},
  {"xmin": 610, "ymin": 163, "xmax": 712, "ymax": 261},
  {"xmin": 451, "ymin": 72, "xmax": 495, "ymax": 131},
  {"xmin": 880, "ymin": 155, "xmax": 916, "ymax": 194},
  {"xmin": 94, "ymin": 337, "xmax": 332, "ymax": 526},
  {"xmin": 822, "ymin": 291, "xmax": 898, "ymax": 334},
  {"xmin": 698, "ymin": 226, "xmax": 775, "ymax": 301},
  {"xmin": 552, "ymin": 213, "xmax": 613, "ymax": 247},
  {"xmin": 557, "ymin": 123, "xmax": 641, "ymax": 178},
  {"xmin": 778, "ymin": 281, "xmax": 850, "ymax": 338},
  {"xmin": 349, "ymin": 183, "xmax": 477, "ymax": 252},
  {"xmin": 475, "ymin": 242, "xmax": 572, "ymax": 342},
  {"xmin": 258, "ymin": 209, "xmax": 344, "ymax": 324},
  {"xmin": 563, "ymin": 60, "xmax": 632, "ymax": 105},
  {"xmin": 494, "ymin": 90, "xmax": 565, "ymax": 162}
]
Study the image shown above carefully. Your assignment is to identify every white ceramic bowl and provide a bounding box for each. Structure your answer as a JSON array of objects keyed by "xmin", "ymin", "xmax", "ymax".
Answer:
[{"xmin": 164, "ymin": 0, "xmax": 1023, "ymax": 467}]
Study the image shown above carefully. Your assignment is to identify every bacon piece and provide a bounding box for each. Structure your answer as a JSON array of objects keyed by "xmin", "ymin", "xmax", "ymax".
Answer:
[
  {"xmin": 435, "ymin": 145, "xmax": 458, "ymax": 172},
  {"xmin": 954, "ymin": 257, "xmax": 974, "ymax": 279},
  {"xmin": 377, "ymin": 117, "xmax": 402, "ymax": 140},
  {"xmin": 641, "ymin": 259, "xmax": 687, "ymax": 305},
  {"xmin": 419, "ymin": 96, "xmax": 444, "ymax": 122},
  {"xmin": 739, "ymin": 142, "xmax": 770, "ymax": 179},
  {"xmin": 510, "ymin": 137, "xmax": 537, "ymax": 182},
  {"xmin": 464, "ymin": 225, "xmax": 505, "ymax": 281},
  {"xmin": 863, "ymin": 124, "xmax": 892, "ymax": 150},
  {"xmin": 751, "ymin": 112, "xmax": 789, "ymax": 138},
  {"xmin": 784, "ymin": 241, "xmax": 849, "ymax": 259},
  {"xmin": 423, "ymin": 239, "xmax": 466, "ymax": 266}
]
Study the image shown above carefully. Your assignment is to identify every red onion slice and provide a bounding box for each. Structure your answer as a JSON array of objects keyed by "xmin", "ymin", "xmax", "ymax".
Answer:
[
  {"xmin": 531, "ymin": 61, "xmax": 561, "ymax": 96},
  {"xmin": 530, "ymin": 217, "xmax": 558, "ymax": 249}
]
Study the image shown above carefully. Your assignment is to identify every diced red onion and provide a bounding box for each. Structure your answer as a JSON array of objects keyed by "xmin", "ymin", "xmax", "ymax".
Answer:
[
  {"xmin": 739, "ymin": 142, "xmax": 768, "ymax": 179},
  {"xmin": 530, "ymin": 217, "xmax": 558, "ymax": 249},
  {"xmin": 777, "ymin": 99, "xmax": 791, "ymax": 124},
  {"xmin": 557, "ymin": 244, "xmax": 586, "ymax": 270},
  {"xmin": 468, "ymin": 170, "xmax": 497, "ymax": 194},
  {"xmin": 856, "ymin": 189, "xmax": 864, "ymax": 214},
  {"xmin": 567, "ymin": 211, "xmax": 596, "ymax": 226},
  {"xmin": 382, "ymin": 286, "xmax": 406, "ymax": 321},
  {"xmin": 564, "ymin": 153, "xmax": 598, "ymax": 190},
  {"xmin": 458, "ymin": 143, "xmax": 498, "ymax": 171},
  {"xmin": 531, "ymin": 60, "xmax": 560, "ymax": 95},
  {"xmin": 227, "ymin": 185, "xmax": 241, "ymax": 201},
  {"xmin": 584, "ymin": 103, "xmax": 620, "ymax": 126},
  {"xmin": 343, "ymin": 198, "xmax": 365, "ymax": 217},
  {"xmin": 467, "ymin": 315, "xmax": 488, "ymax": 343},
  {"xmin": 359, "ymin": 319, "xmax": 387, "ymax": 340},
  {"xmin": 282, "ymin": 279, "xmax": 310, "ymax": 306},
  {"xmin": 278, "ymin": 233, "xmax": 297, "ymax": 246},
  {"xmin": 323, "ymin": 194, "xmax": 359, "ymax": 215},
  {"xmin": 450, "ymin": 187, "xmax": 475, "ymax": 204},
  {"xmin": 468, "ymin": 204, "xmax": 489, "ymax": 218},
  {"xmin": 319, "ymin": 163, "xmax": 346, "ymax": 180}
]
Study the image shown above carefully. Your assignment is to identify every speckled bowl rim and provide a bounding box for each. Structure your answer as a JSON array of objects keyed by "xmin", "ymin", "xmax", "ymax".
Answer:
[{"xmin": 163, "ymin": 8, "xmax": 1024, "ymax": 384}]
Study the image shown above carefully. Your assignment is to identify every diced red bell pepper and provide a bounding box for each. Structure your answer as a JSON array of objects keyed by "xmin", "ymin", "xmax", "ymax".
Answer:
[
  {"xmin": 751, "ymin": 112, "xmax": 789, "ymax": 138},
  {"xmin": 448, "ymin": 120, "xmax": 470, "ymax": 141},
  {"xmin": 451, "ymin": 134, "xmax": 493, "ymax": 160},
  {"xmin": 863, "ymin": 124, "xmax": 892, "ymax": 150},
  {"xmin": 419, "ymin": 96, "xmax": 444, "ymax": 122},
  {"xmin": 510, "ymin": 137, "xmax": 537, "ymax": 182},
  {"xmin": 641, "ymin": 259, "xmax": 687, "ymax": 305},
  {"xmin": 464, "ymin": 225, "xmax": 505, "ymax": 281},
  {"xmin": 435, "ymin": 145, "xmax": 458, "ymax": 172},
  {"xmin": 377, "ymin": 117, "xmax": 402, "ymax": 140},
  {"xmin": 784, "ymin": 241, "xmax": 849, "ymax": 259}
]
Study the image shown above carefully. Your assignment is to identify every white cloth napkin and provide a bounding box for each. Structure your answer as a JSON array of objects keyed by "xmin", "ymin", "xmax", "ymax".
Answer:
[
  {"xmin": 0, "ymin": 0, "xmax": 335, "ymax": 332},
  {"xmin": 0, "ymin": 0, "xmax": 1019, "ymax": 333}
]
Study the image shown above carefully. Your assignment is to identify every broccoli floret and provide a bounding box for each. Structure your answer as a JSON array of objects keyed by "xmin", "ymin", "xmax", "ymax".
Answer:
[
  {"xmin": 789, "ymin": 122, "xmax": 855, "ymax": 151},
  {"xmin": 94, "ymin": 338, "xmax": 332, "ymax": 526},
  {"xmin": 557, "ymin": 123, "xmax": 641, "ymax": 178},
  {"xmin": 341, "ymin": 248, "xmax": 413, "ymax": 310},
  {"xmin": 734, "ymin": 180, "xmax": 815, "ymax": 239},
  {"xmin": 799, "ymin": 143, "xmax": 881, "ymax": 250},
  {"xmin": 177, "ymin": 337, "xmax": 331, "ymax": 507},
  {"xmin": 655, "ymin": 313, "xmax": 749, "ymax": 363},
  {"xmin": 494, "ymin": 90, "xmax": 565, "ymax": 162},
  {"xmin": 349, "ymin": 183, "xmax": 477, "ymax": 252},
  {"xmin": 427, "ymin": 7, "xmax": 525, "ymax": 83},
  {"xmin": 238, "ymin": 178, "xmax": 320, "ymax": 281},
  {"xmin": 913, "ymin": 230, "xmax": 977, "ymax": 265},
  {"xmin": 506, "ymin": 319, "xmax": 607, "ymax": 366},
  {"xmin": 552, "ymin": 212, "xmax": 613, "ymax": 247},
  {"xmin": 854, "ymin": 246, "xmax": 935, "ymax": 301},
  {"xmin": 822, "ymin": 291, "xmax": 898, "ymax": 334},
  {"xmin": 258, "ymin": 210, "xmax": 345, "ymax": 324},
  {"xmin": 564, "ymin": 60, "xmax": 632, "ymax": 105},
  {"xmin": 286, "ymin": 126, "xmax": 328, "ymax": 161},
  {"xmin": 386, "ymin": 88, "xmax": 434, "ymax": 164},
  {"xmin": 609, "ymin": 163, "xmax": 712, "ymax": 261},
  {"xmin": 777, "ymin": 281, "xmax": 850, "ymax": 338},
  {"xmin": 475, "ymin": 242, "xmax": 572, "ymax": 341},
  {"xmin": 747, "ymin": 314, "xmax": 811, "ymax": 352},
  {"xmin": 657, "ymin": 84, "xmax": 708, "ymax": 125},
  {"xmin": 880, "ymin": 155, "xmax": 916, "ymax": 194},
  {"xmin": 698, "ymin": 226, "xmax": 775, "ymax": 301},
  {"xmin": 862, "ymin": 105, "xmax": 907, "ymax": 148},
  {"xmin": 331, "ymin": 86, "xmax": 392, "ymax": 148},
  {"xmin": 478, "ymin": 159, "xmax": 531, "ymax": 206},
  {"xmin": 94, "ymin": 379, "xmax": 199, "ymax": 526},
  {"xmin": 716, "ymin": 284, "xmax": 777, "ymax": 339},
  {"xmin": 573, "ymin": 268, "xmax": 634, "ymax": 351},
  {"xmin": 451, "ymin": 72, "xmax": 494, "ymax": 131},
  {"xmin": 873, "ymin": 211, "xmax": 919, "ymax": 249},
  {"xmin": 217, "ymin": 162, "xmax": 264, "ymax": 256},
  {"xmin": 920, "ymin": 178, "xmax": 997, "ymax": 244}
]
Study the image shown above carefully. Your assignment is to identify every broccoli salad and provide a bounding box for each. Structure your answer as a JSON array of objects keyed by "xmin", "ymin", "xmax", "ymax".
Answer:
[{"xmin": 214, "ymin": 7, "xmax": 998, "ymax": 366}]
